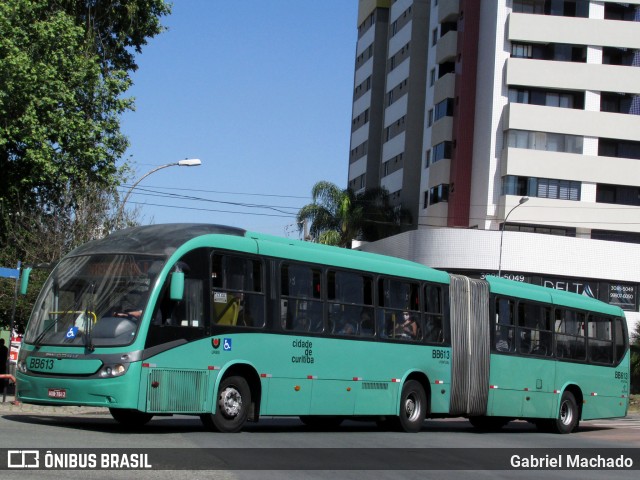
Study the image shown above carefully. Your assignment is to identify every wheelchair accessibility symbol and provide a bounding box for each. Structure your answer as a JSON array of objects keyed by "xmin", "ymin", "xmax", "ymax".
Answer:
[
  {"xmin": 223, "ymin": 338, "xmax": 232, "ymax": 351},
  {"xmin": 66, "ymin": 326, "xmax": 79, "ymax": 339}
]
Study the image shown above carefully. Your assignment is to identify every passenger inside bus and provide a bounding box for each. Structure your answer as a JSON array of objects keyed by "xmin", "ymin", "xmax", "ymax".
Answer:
[{"xmin": 396, "ymin": 311, "xmax": 417, "ymax": 340}]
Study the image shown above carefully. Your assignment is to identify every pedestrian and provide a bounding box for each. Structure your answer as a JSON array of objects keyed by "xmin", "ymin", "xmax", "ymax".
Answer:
[{"xmin": 0, "ymin": 338, "xmax": 8, "ymax": 390}]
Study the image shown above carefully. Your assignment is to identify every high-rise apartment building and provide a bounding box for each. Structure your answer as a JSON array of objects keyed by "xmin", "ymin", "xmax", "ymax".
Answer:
[{"xmin": 348, "ymin": 0, "xmax": 640, "ymax": 333}]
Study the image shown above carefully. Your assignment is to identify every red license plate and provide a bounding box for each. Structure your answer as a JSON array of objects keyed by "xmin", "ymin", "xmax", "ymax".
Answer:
[{"xmin": 48, "ymin": 388, "xmax": 66, "ymax": 399}]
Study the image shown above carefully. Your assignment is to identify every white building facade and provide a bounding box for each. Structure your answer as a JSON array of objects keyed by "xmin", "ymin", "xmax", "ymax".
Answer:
[{"xmin": 348, "ymin": 0, "xmax": 640, "ymax": 335}]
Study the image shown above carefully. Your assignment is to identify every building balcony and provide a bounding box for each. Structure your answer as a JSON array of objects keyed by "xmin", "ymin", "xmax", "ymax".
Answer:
[
  {"xmin": 433, "ymin": 72, "xmax": 455, "ymax": 104},
  {"xmin": 438, "ymin": 0, "xmax": 460, "ymax": 24},
  {"xmin": 436, "ymin": 30, "xmax": 458, "ymax": 65},
  {"xmin": 509, "ymin": 12, "xmax": 640, "ymax": 50}
]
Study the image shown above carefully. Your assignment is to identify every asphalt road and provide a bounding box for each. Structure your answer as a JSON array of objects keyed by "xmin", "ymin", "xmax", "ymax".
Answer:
[{"xmin": 0, "ymin": 403, "xmax": 638, "ymax": 480}]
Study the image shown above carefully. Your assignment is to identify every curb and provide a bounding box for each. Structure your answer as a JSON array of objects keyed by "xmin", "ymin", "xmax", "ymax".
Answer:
[{"xmin": 0, "ymin": 396, "xmax": 108, "ymax": 415}]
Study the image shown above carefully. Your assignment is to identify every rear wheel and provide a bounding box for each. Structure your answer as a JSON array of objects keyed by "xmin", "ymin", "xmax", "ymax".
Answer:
[
  {"xmin": 398, "ymin": 380, "xmax": 427, "ymax": 433},
  {"xmin": 200, "ymin": 375, "xmax": 251, "ymax": 433},
  {"xmin": 550, "ymin": 391, "xmax": 580, "ymax": 434},
  {"xmin": 109, "ymin": 408, "xmax": 153, "ymax": 427}
]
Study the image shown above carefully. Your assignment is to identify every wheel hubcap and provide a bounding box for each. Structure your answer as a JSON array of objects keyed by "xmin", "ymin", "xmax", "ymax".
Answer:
[
  {"xmin": 404, "ymin": 393, "xmax": 420, "ymax": 421},
  {"xmin": 560, "ymin": 400, "xmax": 573, "ymax": 426},
  {"xmin": 219, "ymin": 387, "xmax": 242, "ymax": 418}
]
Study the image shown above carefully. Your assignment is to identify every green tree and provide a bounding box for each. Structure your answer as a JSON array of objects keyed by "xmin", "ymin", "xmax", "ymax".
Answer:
[
  {"xmin": 0, "ymin": 0, "xmax": 171, "ymax": 330},
  {"xmin": 297, "ymin": 181, "xmax": 410, "ymax": 248}
]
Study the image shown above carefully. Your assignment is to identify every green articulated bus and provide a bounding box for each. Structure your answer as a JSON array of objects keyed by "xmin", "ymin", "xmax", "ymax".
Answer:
[{"xmin": 16, "ymin": 224, "xmax": 630, "ymax": 433}]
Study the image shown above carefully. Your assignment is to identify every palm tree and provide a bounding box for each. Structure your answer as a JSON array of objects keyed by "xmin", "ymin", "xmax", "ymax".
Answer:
[{"xmin": 296, "ymin": 181, "xmax": 410, "ymax": 247}]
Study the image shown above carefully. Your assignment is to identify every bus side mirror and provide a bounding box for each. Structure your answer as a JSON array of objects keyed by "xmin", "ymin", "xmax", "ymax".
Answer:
[
  {"xmin": 19, "ymin": 267, "xmax": 32, "ymax": 295},
  {"xmin": 170, "ymin": 271, "xmax": 185, "ymax": 301}
]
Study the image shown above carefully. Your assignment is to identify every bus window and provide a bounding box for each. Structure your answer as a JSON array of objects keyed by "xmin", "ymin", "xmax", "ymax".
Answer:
[
  {"xmin": 424, "ymin": 284, "xmax": 444, "ymax": 343},
  {"xmin": 146, "ymin": 250, "xmax": 208, "ymax": 348},
  {"xmin": 517, "ymin": 302, "xmax": 551, "ymax": 356},
  {"xmin": 587, "ymin": 315, "xmax": 613, "ymax": 365},
  {"xmin": 281, "ymin": 263, "xmax": 323, "ymax": 333},
  {"xmin": 614, "ymin": 317, "xmax": 628, "ymax": 364},
  {"xmin": 327, "ymin": 270, "xmax": 374, "ymax": 337},
  {"xmin": 378, "ymin": 278, "xmax": 421, "ymax": 341},
  {"xmin": 555, "ymin": 309, "xmax": 586, "ymax": 361},
  {"xmin": 494, "ymin": 298, "xmax": 515, "ymax": 353},
  {"xmin": 211, "ymin": 254, "xmax": 265, "ymax": 328}
]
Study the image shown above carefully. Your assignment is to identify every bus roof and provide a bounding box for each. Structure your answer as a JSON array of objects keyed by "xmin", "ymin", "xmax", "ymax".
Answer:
[
  {"xmin": 67, "ymin": 224, "xmax": 246, "ymax": 258},
  {"xmin": 246, "ymin": 230, "xmax": 451, "ymax": 283},
  {"xmin": 486, "ymin": 275, "xmax": 624, "ymax": 316}
]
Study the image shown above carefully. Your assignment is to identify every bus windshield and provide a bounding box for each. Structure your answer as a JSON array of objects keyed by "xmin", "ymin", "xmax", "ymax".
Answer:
[{"xmin": 24, "ymin": 253, "xmax": 164, "ymax": 348}]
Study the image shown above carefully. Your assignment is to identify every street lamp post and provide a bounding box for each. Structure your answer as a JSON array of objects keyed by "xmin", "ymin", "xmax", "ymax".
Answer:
[
  {"xmin": 117, "ymin": 158, "xmax": 201, "ymax": 225},
  {"xmin": 497, "ymin": 196, "xmax": 529, "ymax": 278}
]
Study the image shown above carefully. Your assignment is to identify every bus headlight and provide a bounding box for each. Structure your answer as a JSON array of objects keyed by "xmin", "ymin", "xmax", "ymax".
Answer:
[
  {"xmin": 99, "ymin": 364, "xmax": 127, "ymax": 378},
  {"xmin": 17, "ymin": 360, "xmax": 28, "ymax": 374}
]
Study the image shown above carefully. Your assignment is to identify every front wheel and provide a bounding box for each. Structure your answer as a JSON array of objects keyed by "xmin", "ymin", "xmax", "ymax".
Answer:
[
  {"xmin": 398, "ymin": 380, "xmax": 427, "ymax": 433},
  {"xmin": 109, "ymin": 408, "xmax": 153, "ymax": 427},
  {"xmin": 200, "ymin": 376, "xmax": 251, "ymax": 433}
]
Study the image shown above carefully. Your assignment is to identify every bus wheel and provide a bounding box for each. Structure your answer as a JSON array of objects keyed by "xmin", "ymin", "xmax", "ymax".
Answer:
[
  {"xmin": 550, "ymin": 391, "xmax": 579, "ymax": 434},
  {"xmin": 109, "ymin": 408, "xmax": 153, "ymax": 427},
  {"xmin": 398, "ymin": 380, "xmax": 427, "ymax": 433},
  {"xmin": 299, "ymin": 415, "xmax": 344, "ymax": 430},
  {"xmin": 201, "ymin": 376, "xmax": 251, "ymax": 433}
]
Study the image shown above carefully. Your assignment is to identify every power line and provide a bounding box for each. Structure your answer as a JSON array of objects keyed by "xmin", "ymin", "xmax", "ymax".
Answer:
[
  {"xmin": 127, "ymin": 201, "xmax": 296, "ymax": 218},
  {"xmin": 120, "ymin": 183, "xmax": 311, "ymax": 200}
]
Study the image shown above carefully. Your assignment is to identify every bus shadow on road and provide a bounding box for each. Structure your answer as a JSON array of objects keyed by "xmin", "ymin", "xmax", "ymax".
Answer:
[{"xmin": 1, "ymin": 413, "xmax": 616, "ymax": 436}]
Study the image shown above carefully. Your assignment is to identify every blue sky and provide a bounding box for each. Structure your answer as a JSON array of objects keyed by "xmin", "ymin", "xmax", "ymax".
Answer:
[{"xmin": 120, "ymin": 1, "xmax": 358, "ymax": 237}]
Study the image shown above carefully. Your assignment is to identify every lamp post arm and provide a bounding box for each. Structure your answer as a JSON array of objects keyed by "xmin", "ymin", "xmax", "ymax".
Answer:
[
  {"xmin": 497, "ymin": 197, "xmax": 529, "ymax": 277},
  {"xmin": 119, "ymin": 163, "xmax": 175, "ymax": 213}
]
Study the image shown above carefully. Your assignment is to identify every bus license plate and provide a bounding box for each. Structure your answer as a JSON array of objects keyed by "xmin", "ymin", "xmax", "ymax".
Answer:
[{"xmin": 48, "ymin": 389, "xmax": 66, "ymax": 399}]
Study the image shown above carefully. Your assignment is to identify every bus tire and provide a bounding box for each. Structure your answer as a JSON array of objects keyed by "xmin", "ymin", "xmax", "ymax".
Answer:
[
  {"xmin": 398, "ymin": 380, "xmax": 427, "ymax": 433},
  {"xmin": 109, "ymin": 408, "xmax": 153, "ymax": 427},
  {"xmin": 201, "ymin": 375, "xmax": 251, "ymax": 433},
  {"xmin": 550, "ymin": 391, "xmax": 580, "ymax": 434}
]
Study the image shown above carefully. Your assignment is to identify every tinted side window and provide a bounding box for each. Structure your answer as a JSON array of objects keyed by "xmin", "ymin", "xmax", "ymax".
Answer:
[
  {"xmin": 424, "ymin": 284, "xmax": 444, "ymax": 343},
  {"xmin": 327, "ymin": 270, "xmax": 374, "ymax": 337},
  {"xmin": 281, "ymin": 263, "xmax": 323, "ymax": 333},
  {"xmin": 211, "ymin": 253, "xmax": 265, "ymax": 328},
  {"xmin": 587, "ymin": 315, "xmax": 613, "ymax": 365},
  {"xmin": 378, "ymin": 278, "xmax": 421, "ymax": 341},
  {"xmin": 517, "ymin": 302, "xmax": 552, "ymax": 356},
  {"xmin": 555, "ymin": 309, "xmax": 586, "ymax": 361},
  {"xmin": 494, "ymin": 297, "xmax": 515, "ymax": 353}
]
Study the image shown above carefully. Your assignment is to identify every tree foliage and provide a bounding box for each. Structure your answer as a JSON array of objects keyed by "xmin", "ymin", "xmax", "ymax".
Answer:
[
  {"xmin": 0, "ymin": 0, "xmax": 171, "ymax": 330},
  {"xmin": 297, "ymin": 181, "xmax": 411, "ymax": 248}
]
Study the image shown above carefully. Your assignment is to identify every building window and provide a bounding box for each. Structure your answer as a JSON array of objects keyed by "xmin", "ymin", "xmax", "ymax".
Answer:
[
  {"xmin": 429, "ymin": 184, "xmax": 449, "ymax": 205},
  {"xmin": 432, "ymin": 28, "xmax": 438, "ymax": 46},
  {"xmin": 508, "ymin": 88, "xmax": 584, "ymax": 109},
  {"xmin": 432, "ymin": 141, "xmax": 452, "ymax": 163},
  {"xmin": 430, "ymin": 68, "xmax": 436, "ymax": 86},
  {"xmin": 502, "ymin": 175, "xmax": 581, "ymax": 201},
  {"xmin": 596, "ymin": 184, "xmax": 640, "ymax": 206},
  {"xmin": 434, "ymin": 98, "xmax": 454, "ymax": 122},
  {"xmin": 507, "ymin": 129, "xmax": 583, "ymax": 154},
  {"xmin": 511, "ymin": 43, "xmax": 532, "ymax": 58}
]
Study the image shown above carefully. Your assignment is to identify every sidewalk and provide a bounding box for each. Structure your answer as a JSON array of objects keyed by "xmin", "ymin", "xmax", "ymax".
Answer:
[{"xmin": 0, "ymin": 394, "xmax": 108, "ymax": 415}]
